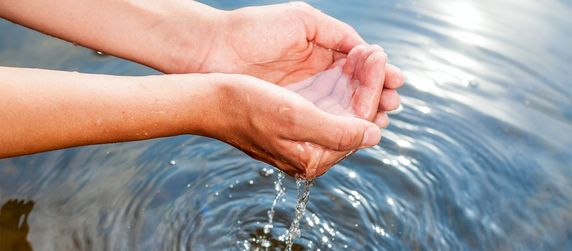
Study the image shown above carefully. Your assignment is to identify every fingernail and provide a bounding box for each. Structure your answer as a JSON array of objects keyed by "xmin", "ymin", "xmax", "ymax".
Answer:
[{"xmin": 362, "ymin": 126, "xmax": 381, "ymax": 147}]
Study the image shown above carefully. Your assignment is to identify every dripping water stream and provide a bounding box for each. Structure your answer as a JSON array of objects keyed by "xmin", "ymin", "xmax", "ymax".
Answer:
[{"xmin": 282, "ymin": 177, "xmax": 314, "ymax": 251}]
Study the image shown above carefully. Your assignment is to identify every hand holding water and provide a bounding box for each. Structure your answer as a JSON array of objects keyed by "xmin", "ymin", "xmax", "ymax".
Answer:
[
  {"xmin": 207, "ymin": 74, "xmax": 383, "ymax": 178},
  {"xmin": 161, "ymin": 2, "xmax": 404, "ymax": 89},
  {"xmin": 0, "ymin": 0, "xmax": 404, "ymax": 179},
  {"xmin": 275, "ymin": 45, "xmax": 403, "ymax": 177},
  {"xmin": 287, "ymin": 44, "xmax": 403, "ymax": 126}
]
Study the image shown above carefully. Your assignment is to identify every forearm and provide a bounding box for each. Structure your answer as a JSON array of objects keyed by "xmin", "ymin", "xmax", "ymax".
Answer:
[
  {"xmin": 0, "ymin": 0, "xmax": 223, "ymax": 73},
  {"xmin": 0, "ymin": 67, "xmax": 220, "ymax": 158}
]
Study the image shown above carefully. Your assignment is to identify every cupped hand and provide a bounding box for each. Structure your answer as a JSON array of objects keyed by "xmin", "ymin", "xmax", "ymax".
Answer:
[
  {"xmin": 286, "ymin": 44, "xmax": 404, "ymax": 126},
  {"xmin": 208, "ymin": 74, "xmax": 382, "ymax": 178},
  {"xmin": 178, "ymin": 2, "xmax": 403, "ymax": 88}
]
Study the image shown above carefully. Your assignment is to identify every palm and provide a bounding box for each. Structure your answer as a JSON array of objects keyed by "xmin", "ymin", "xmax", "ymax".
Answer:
[{"xmin": 287, "ymin": 59, "xmax": 361, "ymax": 117}]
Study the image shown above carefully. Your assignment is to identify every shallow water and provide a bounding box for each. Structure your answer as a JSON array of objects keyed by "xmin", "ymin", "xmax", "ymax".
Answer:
[{"xmin": 1, "ymin": 0, "xmax": 572, "ymax": 250}]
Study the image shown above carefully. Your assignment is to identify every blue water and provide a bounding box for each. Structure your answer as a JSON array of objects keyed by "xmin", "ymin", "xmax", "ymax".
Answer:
[{"xmin": 1, "ymin": 0, "xmax": 572, "ymax": 250}]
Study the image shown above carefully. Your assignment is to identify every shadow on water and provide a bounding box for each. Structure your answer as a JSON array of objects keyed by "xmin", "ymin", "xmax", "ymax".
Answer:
[{"xmin": 0, "ymin": 200, "xmax": 34, "ymax": 251}]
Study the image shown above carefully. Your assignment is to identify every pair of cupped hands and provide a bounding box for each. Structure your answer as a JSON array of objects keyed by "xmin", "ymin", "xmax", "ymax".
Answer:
[{"xmin": 168, "ymin": 3, "xmax": 404, "ymax": 178}]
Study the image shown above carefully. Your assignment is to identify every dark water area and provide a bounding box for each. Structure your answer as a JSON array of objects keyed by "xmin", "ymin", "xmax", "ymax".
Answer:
[{"xmin": 1, "ymin": 0, "xmax": 572, "ymax": 250}]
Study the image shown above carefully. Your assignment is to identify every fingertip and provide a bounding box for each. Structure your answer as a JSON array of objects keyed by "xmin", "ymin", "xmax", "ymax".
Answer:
[
  {"xmin": 385, "ymin": 64, "xmax": 404, "ymax": 89},
  {"xmin": 344, "ymin": 44, "xmax": 368, "ymax": 75},
  {"xmin": 360, "ymin": 50, "xmax": 386, "ymax": 88},
  {"xmin": 374, "ymin": 112, "xmax": 390, "ymax": 128},
  {"xmin": 380, "ymin": 89, "xmax": 401, "ymax": 111},
  {"xmin": 361, "ymin": 123, "xmax": 382, "ymax": 147}
]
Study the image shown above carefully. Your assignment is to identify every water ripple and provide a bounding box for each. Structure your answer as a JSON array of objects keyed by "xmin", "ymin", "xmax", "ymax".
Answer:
[{"xmin": 1, "ymin": 0, "xmax": 572, "ymax": 250}]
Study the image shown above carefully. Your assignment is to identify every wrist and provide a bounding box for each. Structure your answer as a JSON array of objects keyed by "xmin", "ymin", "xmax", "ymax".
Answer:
[
  {"xmin": 163, "ymin": 73, "xmax": 233, "ymax": 137},
  {"xmin": 151, "ymin": 3, "xmax": 227, "ymax": 74}
]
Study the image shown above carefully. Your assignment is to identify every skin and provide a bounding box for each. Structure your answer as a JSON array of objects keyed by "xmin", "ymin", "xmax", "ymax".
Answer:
[{"xmin": 0, "ymin": 0, "xmax": 404, "ymax": 177}]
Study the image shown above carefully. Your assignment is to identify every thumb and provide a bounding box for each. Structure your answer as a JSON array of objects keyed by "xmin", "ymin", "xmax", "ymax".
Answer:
[
  {"xmin": 290, "ymin": 2, "xmax": 366, "ymax": 53},
  {"xmin": 294, "ymin": 109, "xmax": 382, "ymax": 151}
]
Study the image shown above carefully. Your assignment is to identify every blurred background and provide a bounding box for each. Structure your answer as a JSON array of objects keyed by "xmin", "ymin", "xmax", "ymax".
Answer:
[{"xmin": 1, "ymin": 0, "xmax": 571, "ymax": 250}]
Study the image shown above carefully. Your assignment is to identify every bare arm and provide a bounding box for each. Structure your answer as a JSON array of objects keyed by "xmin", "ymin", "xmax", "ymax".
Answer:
[
  {"xmin": 0, "ymin": 0, "xmax": 221, "ymax": 73},
  {"xmin": 0, "ymin": 67, "xmax": 380, "ymax": 177},
  {"xmin": 0, "ymin": 67, "xmax": 219, "ymax": 157}
]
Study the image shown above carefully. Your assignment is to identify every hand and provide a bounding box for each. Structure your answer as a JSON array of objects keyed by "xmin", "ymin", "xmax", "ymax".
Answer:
[
  {"xmin": 286, "ymin": 44, "xmax": 404, "ymax": 125},
  {"xmin": 208, "ymin": 74, "xmax": 382, "ymax": 178},
  {"xmin": 175, "ymin": 3, "xmax": 404, "ymax": 126},
  {"xmin": 174, "ymin": 2, "xmax": 403, "ymax": 88}
]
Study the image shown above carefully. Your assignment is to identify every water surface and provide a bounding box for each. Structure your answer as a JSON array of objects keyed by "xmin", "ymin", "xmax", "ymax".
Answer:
[{"xmin": 1, "ymin": 0, "xmax": 571, "ymax": 250}]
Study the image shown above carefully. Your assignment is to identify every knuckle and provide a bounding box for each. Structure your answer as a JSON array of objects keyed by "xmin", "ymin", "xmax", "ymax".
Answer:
[
  {"xmin": 371, "ymin": 44, "xmax": 385, "ymax": 53},
  {"xmin": 375, "ymin": 51, "xmax": 388, "ymax": 65},
  {"xmin": 289, "ymin": 1, "xmax": 314, "ymax": 10},
  {"xmin": 335, "ymin": 127, "xmax": 360, "ymax": 150},
  {"xmin": 288, "ymin": 1, "xmax": 320, "ymax": 16}
]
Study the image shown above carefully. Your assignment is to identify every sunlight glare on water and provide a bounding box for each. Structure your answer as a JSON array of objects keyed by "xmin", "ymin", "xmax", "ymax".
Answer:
[{"xmin": 1, "ymin": 0, "xmax": 572, "ymax": 250}]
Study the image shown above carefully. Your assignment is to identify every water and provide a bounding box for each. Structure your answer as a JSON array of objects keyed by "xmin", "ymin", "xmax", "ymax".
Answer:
[
  {"xmin": 1, "ymin": 0, "xmax": 572, "ymax": 250},
  {"xmin": 282, "ymin": 178, "xmax": 314, "ymax": 251},
  {"xmin": 264, "ymin": 171, "xmax": 285, "ymax": 235},
  {"xmin": 247, "ymin": 174, "xmax": 313, "ymax": 251}
]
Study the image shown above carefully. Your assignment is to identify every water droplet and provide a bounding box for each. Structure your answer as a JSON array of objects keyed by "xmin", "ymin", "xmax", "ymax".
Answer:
[
  {"xmin": 248, "ymin": 180, "xmax": 254, "ymax": 185},
  {"xmin": 186, "ymin": 184, "xmax": 191, "ymax": 188},
  {"xmin": 260, "ymin": 167, "xmax": 274, "ymax": 177},
  {"xmin": 263, "ymin": 223, "xmax": 273, "ymax": 234},
  {"xmin": 260, "ymin": 239, "xmax": 271, "ymax": 248},
  {"xmin": 169, "ymin": 160, "xmax": 176, "ymax": 166},
  {"xmin": 387, "ymin": 197, "xmax": 395, "ymax": 206}
]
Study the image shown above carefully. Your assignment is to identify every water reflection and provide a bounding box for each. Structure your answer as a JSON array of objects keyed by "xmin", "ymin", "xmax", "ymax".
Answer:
[
  {"xmin": 0, "ymin": 0, "xmax": 571, "ymax": 250},
  {"xmin": 0, "ymin": 200, "xmax": 34, "ymax": 251},
  {"xmin": 440, "ymin": 1, "xmax": 483, "ymax": 30}
]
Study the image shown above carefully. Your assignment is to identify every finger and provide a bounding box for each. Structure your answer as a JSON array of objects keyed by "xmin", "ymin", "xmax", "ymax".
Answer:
[
  {"xmin": 274, "ymin": 161, "xmax": 300, "ymax": 177},
  {"xmin": 332, "ymin": 50, "xmax": 348, "ymax": 62},
  {"xmin": 290, "ymin": 142, "xmax": 353, "ymax": 179},
  {"xmin": 286, "ymin": 141, "xmax": 328, "ymax": 178},
  {"xmin": 291, "ymin": 2, "xmax": 367, "ymax": 53},
  {"xmin": 241, "ymin": 144, "xmax": 301, "ymax": 176},
  {"xmin": 374, "ymin": 112, "xmax": 389, "ymax": 128},
  {"xmin": 379, "ymin": 89, "xmax": 401, "ymax": 111},
  {"xmin": 309, "ymin": 149, "xmax": 351, "ymax": 178},
  {"xmin": 353, "ymin": 50, "xmax": 387, "ymax": 120},
  {"xmin": 291, "ymin": 107, "xmax": 382, "ymax": 151},
  {"xmin": 343, "ymin": 44, "xmax": 367, "ymax": 76},
  {"xmin": 384, "ymin": 64, "xmax": 404, "ymax": 89},
  {"xmin": 354, "ymin": 45, "xmax": 376, "ymax": 82},
  {"xmin": 354, "ymin": 45, "xmax": 387, "ymax": 80},
  {"xmin": 273, "ymin": 139, "xmax": 324, "ymax": 178}
]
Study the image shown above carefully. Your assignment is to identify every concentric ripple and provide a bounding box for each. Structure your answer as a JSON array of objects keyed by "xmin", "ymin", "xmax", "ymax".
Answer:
[{"xmin": 1, "ymin": 0, "xmax": 572, "ymax": 250}]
